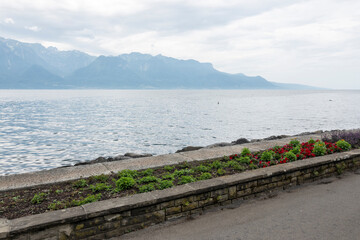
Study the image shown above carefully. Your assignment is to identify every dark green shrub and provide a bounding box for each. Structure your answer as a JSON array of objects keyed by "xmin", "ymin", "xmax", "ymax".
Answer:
[
  {"xmin": 178, "ymin": 176, "xmax": 196, "ymax": 185},
  {"xmin": 139, "ymin": 183, "xmax": 156, "ymax": 193},
  {"xmin": 116, "ymin": 177, "xmax": 136, "ymax": 191},
  {"xmin": 31, "ymin": 192, "xmax": 47, "ymax": 204},
  {"xmin": 73, "ymin": 179, "xmax": 87, "ymax": 188},
  {"xmin": 89, "ymin": 183, "xmax": 112, "ymax": 192},
  {"xmin": 336, "ymin": 140, "xmax": 351, "ymax": 151},
  {"xmin": 284, "ymin": 152, "xmax": 297, "ymax": 162},
  {"xmin": 198, "ymin": 172, "xmax": 212, "ymax": 180},
  {"xmin": 241, "ymin": 148, "xmax": 251, "ymax": 156},
  {"xmin": 158, "ymin": 180, "xmax": 174, "ymax": 190},
  {"xmin": 138, "ymin": 176, "xmax": 160, "ymax": 184},
  {"xmin": 117, "ymin": 169, "xmax": 138, "ymax": 178}
]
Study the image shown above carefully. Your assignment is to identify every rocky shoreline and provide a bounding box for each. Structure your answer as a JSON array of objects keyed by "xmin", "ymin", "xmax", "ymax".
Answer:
[{"xmin": 75, "ymin": 129, "xmax": 334, "ymax": 166}]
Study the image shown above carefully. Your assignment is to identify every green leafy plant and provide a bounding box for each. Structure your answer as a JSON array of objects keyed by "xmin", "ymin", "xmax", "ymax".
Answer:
[
  {"xmin": 117, "ymin": 169, "xmax": 138, "ymax": 178},
  {"xmin": 139, "ymin": 183, "xmax": 156, "ymax": 193},
  {"xmin": 48, "ymin": 201, "xmax": 63, "ymax": 210},
  {"xmin": 284, "ymin": 152, "xmax": 297, "ymax": 162},
  {"xmin": 162, "ymin": 173, "xmax": 175, "ymax": 180},
  {"xmin": 173, "ymin": 169, "xmax": 194, "ymax": 177},
  {"xmin": 72, "ymin": 194, "xmax": 102, "ymax": 206},
  {"xmin": 194, "ymin": 165, "xmax": 210, "ymax": 172},
  {"xmin": 73, "ymin": 179, "xmax": 87, "ymax": 188},
  {"xmin": 116, "ymin": 177, "xmax": 136, "ymax": 191},
  {"xmin": 178, "ymin": 175, "xmax": 196, "ymax": 185},
  {"xmin": 158, "ymin": 180, "xmax": 174, "ymax": 190},
  {"xmin": 89, "ymin": 183, "xmax": 112, "ymax": 192},
  {"xmin": 312, "ymin": 141, "xmax": 327, "ymax": 156},
  {"xmin": 210, "ymin": 160, "xmax": 223, "ymax": 169},
  {"xmin": 163, "ymin": 165, "xmax": 175, "ymax": 172},
  {"xmin": 179, "ymin": 161, "xmax": 190, "ymax": 169},
  {"xmin": 336, "ymin": 139, "xmax": 351, "ymax": 151},
  {"xmin": 55, "ymin": 189, "xmax": 63, "ymax": 194},
  {"xmin": 308, "ymin": 139, "xmax": 316, "ymax": 144},
  {"xmin": 140, "ymin": 169, "xmax": 154, "ymax": 176},
  {"xmin": 198, "ymin": 172, "xmax": 212, "ymax": 180},
  {"xmin": 249, "ymin": 163, "xmax": 258, "ymax": 169},
  {"xmin": 217, "ymin": 168, "xmax": 226, "ymax": 176},
  {"xmin": 137, "ymin": 176, "xmax": 160, "ymax": 184},
  {"xmin": 92, "ymin": 174, "xmax": 109, "ymax": 183},
  {"xmin": 237, "ymin": 156, "xmax": 251, "ymax": 164},
  {"xmin": 290, "ymin": 139, "xmax": 300, "ymax": 147},
  {"xmin": 261, "ymin": 151, "xmax": 274, "ymax": 161},
  {"xmin": 291, "ymin": 146, "xmax": 301, "ymax": 155},
  {"xmin": 241, "ymin": 148, "xmax": 251, "ymax": 156},
  {"xmin": 31, "ymin": 192, "xmax": 48, "ymax": 204}
]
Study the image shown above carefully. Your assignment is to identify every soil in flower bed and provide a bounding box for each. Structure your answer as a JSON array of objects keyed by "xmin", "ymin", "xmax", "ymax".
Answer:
[{"xmin": 0, "ymin": 139, "xmax": 354, "ymax": 220}]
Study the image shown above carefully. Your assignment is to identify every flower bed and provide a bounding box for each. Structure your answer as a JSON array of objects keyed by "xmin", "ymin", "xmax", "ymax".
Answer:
[{"xmin": 0, "ymin": 139, "xmax": 353, "ymax": 220}]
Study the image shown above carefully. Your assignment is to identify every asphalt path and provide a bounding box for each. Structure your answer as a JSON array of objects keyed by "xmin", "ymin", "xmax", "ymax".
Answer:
[{"xmin": 117, "ymin": 171, "xmax": 360, "ymax": 240}]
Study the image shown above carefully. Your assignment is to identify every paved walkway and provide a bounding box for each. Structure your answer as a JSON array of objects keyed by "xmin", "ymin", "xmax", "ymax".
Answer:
[
  {"xmin": 0, "ymin": 134, "xmax": 321, "ymax": 191},
  {"xmin": 119, "ymin": 171, "xmax": 360, "ymax": 240}
]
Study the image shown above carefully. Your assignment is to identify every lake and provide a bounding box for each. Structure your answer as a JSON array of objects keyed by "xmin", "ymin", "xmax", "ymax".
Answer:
[{"xmin": 0, "ymin": 89, "xmax": 359, "ymax": 175}]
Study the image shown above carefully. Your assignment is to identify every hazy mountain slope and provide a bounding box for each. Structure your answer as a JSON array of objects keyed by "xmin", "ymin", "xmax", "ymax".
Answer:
[
  {"xmin": 0, "ymin": 37, "xmax": 319, "ymax": 90},
  {"xmin": 66, "ymin": 53, "xmax": 277, "ymax": 89}
]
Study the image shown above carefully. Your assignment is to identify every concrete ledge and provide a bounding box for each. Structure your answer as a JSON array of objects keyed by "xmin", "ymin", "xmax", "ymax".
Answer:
[
  {"xmin": 1, "ymin": 149, "xmax": 359, "ymax": 239},
  {"xmin": 0, "ymin": 134, "xmax": 321, "ymax": 192}
]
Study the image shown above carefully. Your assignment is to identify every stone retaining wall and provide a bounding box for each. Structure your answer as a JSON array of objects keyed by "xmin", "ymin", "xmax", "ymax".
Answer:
[{"xmin": 1, "ymin": 149, "xmax": 360, "ymax": 240}]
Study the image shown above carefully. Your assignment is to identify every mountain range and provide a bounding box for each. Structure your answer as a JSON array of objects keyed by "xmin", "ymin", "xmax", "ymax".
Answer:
[{"xmin": 0, "ymin": 37, "xmax": 317, "ymax": 89}]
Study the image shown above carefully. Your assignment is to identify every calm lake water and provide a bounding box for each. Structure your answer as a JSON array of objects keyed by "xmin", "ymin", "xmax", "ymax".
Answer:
[{"xmin": 1, "ymin": 90, "xmax": 359, "ymax": 175}]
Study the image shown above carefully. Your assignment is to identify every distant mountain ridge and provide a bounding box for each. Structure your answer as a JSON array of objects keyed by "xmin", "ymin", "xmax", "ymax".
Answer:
[{"xmin": 0, "ymin": 37, "xmax": 317, "ymax": 89}]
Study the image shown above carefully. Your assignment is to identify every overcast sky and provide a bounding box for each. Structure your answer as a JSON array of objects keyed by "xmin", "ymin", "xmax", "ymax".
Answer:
[{"xmin": 1, "ymin": 0, "xmax": 359, "ymax": 89}]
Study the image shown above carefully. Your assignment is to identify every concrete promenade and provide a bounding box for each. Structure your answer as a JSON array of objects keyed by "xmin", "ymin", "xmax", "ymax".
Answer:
[
  {"xmin": 119, "ymin": 171, "xmax": 360, "ymax": 240},
  {"xmin": 0, "ymin": 134, "xmax": 321, "ymax": 191}
]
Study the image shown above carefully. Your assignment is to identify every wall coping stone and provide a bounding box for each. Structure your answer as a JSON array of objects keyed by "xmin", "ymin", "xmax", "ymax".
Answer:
[
  {"xmin": 0, "ymin": 134, "xmax": 321, "ymax": 192},
  {"xmin": 2, "ymin": 148, "xmax": 359, "ymax": 238}
]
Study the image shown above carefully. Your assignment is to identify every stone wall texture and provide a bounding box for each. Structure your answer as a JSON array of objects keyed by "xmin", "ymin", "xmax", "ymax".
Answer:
[{"xmin": 1, "ymin": 150, "xmax": 359, "ymax": 240}]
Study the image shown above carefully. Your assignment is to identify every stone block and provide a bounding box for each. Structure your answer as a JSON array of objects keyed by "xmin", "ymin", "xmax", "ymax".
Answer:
[
  {"xmin": 182, "ymin": 201, "xmax": 198, "ymax": 212},
  {"xmin": 198, "ymin": 197, "xmax": 215, "ymax": 207},
  {"xmin": 211, "ymin": 188, "xmax": 228, "ymax": 197},
  {"xmin": 228, "ymin": 186, "xmax": 237, "ymax": 199},
  {"xmin": 160, "ymin": 200, "xmax": 174, "ymax": 209},
  {"xmin": 131, "ymin": 204, "xmax": 161, "ymax": 216},
  {"xmin": 166, "ymin": 212, "xmax": 189, "ymax": 221},
  {"xmin": 166, "ymin": 206, "xmax": 182, "ymax": 215},
  {"xmin": 237, "ymin": 188, "xmax": 252, "ymax": 198}
]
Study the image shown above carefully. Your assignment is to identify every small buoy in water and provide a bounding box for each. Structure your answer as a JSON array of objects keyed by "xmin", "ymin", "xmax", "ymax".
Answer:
[
  {"xmin": 217, "ymin": 101, "xmax": 219, "ymax": 104},
  {"xmin": 329, "ymin": 99, "xmax": 333, "ymax": 101}
]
